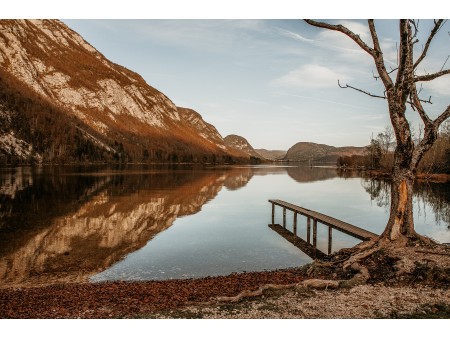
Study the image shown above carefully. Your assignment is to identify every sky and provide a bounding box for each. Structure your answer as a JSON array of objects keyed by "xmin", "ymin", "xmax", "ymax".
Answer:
[{"xmin": 6, "ymin": 1, "xmax": 450, "ymax": 150}]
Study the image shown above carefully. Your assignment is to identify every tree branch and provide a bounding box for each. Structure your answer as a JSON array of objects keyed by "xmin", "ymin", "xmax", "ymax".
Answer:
[
  {"xmin": 413, "ymin": 19, "xmax": 444, "ymax": 69},
  {"xmin": 440, "ymin": 55, "xmax": 449, "ymax": 71},
  {"xmin": 435, "ymin": 105, "xmax": 450, "ymax": 126},
  {"xmin": 396, "ymin": 20, "xmax": 410, "ymax": 88},
  {"xmin": 409, "ymin": 20, "xmax": 419, "ymax": 38},
  {"xmin": 304, "ymin": 20, "xmax": 374, "ymax": 56},
  {"xmin": 412, "ymin": 105, "xmax": 450, "ymax": 169},
  {"xmin": 410, "ymin": 85, "xmax": 432, "ymax": 125},
  {"xmin": 338, "ymin": 80, "xmax": 387, "ymax": 99},
  {"xmin": 368, "ymin": 20, "xmax": 394, "ymax": 90},
  {"xmin": 415, "ymin": 69, "xmax": 450, "ymax": 82}
]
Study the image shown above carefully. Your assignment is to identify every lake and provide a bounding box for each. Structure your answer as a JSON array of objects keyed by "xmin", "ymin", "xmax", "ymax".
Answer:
[{"xmin": 0, "ymin": 164, "xmax": 449, "ymax": 287}]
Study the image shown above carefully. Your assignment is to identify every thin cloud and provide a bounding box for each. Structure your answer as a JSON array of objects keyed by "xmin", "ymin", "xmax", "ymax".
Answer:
[
  {"xmin": 275, "ymin": 27, "xmax": 315, "ymax": 43},
  {"xmin": 336, "ymin": 20, "xmax": 370, "ymax": 40},
  {"xmin": 422, "ymin": 76, "xmax": 450, "ymax": 97},
  {"xmin": 271, "ymin": 64, "xmax": 351, "ymax": 89},
  {"xmin": 284, "ymin": 93, "xmax": 372, "ymax": 111},
  {"xmin": 380, "ymin": 37, "xmax": 399, "ymax": 67},
  {"xmin": 131, "ymin": 20, "xmax": 273, "ymax": 53},
  {"xmin": 348, "ymin": 114, "xmax": 384, "ymax": 121},
  {"xmin": 237, "ymin": 98, "xmax": 268, "ymax": 105},
  {"xmin": 277, "ymin": 25, "xmax": 367, "ymax": 58}
]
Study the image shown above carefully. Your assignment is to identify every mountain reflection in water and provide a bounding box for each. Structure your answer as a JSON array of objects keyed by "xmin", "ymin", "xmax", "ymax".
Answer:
[
  {"xmin": 0, "ymin": 166, "xmax": 259, "ymax": 287},
  {"xmin": 0, "ymin": 165, "xmax": 448, "ymax": 287}
]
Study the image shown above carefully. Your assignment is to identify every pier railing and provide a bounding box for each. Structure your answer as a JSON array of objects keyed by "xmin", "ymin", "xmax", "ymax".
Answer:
[{"xmin": 269, "ymin": 199, "xmax": 377, "ymax": 258}]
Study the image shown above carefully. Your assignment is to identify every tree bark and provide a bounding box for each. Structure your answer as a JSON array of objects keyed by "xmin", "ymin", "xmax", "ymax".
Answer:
[
  {"xmin": 379, "ymin": 96, "xmax": 419, "ymax": 243},
  {"xmin": 381, "ymin": 164, "xmax": 416, "ymax": 243}
]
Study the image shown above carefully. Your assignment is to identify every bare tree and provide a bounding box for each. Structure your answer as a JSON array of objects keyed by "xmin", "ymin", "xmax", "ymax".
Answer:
[
  {"xmin": 305, "ymin": 19, "xmax": 450, "ymax": 246},
  {"xmin": 379, "ymin": 126, "xmax": 393, "ymax": 156}
]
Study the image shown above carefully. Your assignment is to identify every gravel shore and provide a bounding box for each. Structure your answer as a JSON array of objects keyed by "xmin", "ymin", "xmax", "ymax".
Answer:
[
  {"xmin": 1, "ymin": 266, "xmax": 449, "ymax": 319},
  {"xmin": 157, "ymin": 284, "xmax": 450, "ymax": 319}
]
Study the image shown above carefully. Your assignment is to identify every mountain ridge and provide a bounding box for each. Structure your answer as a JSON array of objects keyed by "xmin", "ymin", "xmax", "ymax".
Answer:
[
  {"xmin": 255, "ymin": 149, "xmax": 286, "ymax": 161},
  {"xmin": 223, "ymin": 134, "xmax": 266, "ymax": 161},
  {"xmin": 0, "ymin": 20, "xmax": 370, "ymax": 166},
  {"xmin": 283, "ymin": 141, "xmax": 365, "ymax": 163},
  {"xmin": 0, "ymin": 19, "xmax": 246, "ymax": 164}
]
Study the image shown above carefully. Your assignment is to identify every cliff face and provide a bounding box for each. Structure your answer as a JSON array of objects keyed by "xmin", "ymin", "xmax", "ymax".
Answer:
[
  {"xmin": 283, "ymin": 142, "xmax": 365, "ymax": 163},
  {"xmin": 223, "ymin": 134, "xmax": 265, "ymax": 161},
  {"xmin": 0, "ymin": 20, "xmax": 242, "ymax": 164}
]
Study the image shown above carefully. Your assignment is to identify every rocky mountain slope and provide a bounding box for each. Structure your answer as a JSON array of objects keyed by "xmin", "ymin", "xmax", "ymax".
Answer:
[
  {"xmin": 283, "ymin": 142, "xmax": 365, "ymax": 163},
  {"xmin": 0, "ymin": 19, "xmax": 244, "ymax": 164},
  {"xmin": 223, "ymin": 134, "xmax": 265, "ymax": 161}
]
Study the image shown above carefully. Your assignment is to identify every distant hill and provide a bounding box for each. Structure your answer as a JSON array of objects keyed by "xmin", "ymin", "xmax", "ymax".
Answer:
[
  {"xmin": 255, "ymin": 149, "xmax": 286, "ymax": 161},
  {"xmin": 223, "ymin": 135, "xmax": 265, "ymax": 161},
  {"xmin": 283, "ymin": 142, "xmax": 365, "ymax": 163}
]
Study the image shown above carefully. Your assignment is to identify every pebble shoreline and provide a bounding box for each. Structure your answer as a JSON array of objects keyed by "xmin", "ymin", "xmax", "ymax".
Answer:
[{"xmin": 1, "ymin": 266, "xmax": 448, "ymax": 319}]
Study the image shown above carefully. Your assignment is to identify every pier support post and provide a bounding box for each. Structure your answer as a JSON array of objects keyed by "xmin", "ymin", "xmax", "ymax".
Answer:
[
  {"xmin": 307, "ymin": 217, "xmax": 311, "ymax": 244},
  {"xmin": 328, "ymin": 226, "xmax": 332, "ymax": 255},
  {"xmin": 293, "ymin": 212, "xmax": 297, "ymax": 236},
  {"xmin": 271, "ymin": 202, "xmax": 275, "ymax": 225},
  {"xmin": 313, "ymin": 219, "xmax": 317, "ymax": 248},
  {"xmin": 283, "ymin": 207, "xmax": 286, "ymax": 228}
]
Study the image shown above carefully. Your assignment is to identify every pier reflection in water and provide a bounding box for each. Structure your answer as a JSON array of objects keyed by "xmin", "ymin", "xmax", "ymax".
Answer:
[{"xmin": 0, "ymin": 165, "xmax": 448, "ymax": 287}]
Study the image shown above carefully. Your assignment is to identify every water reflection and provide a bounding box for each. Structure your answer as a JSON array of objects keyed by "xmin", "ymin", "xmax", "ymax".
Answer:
[
  {"xmin": 287, "ymin": 166, "xmax": 339, "ymax": 183},
  {"xmin": 0, "ymin": 166, "xmax": 249, "ymax": 287},
  {"xmin": 269, "ymin": 224, "xmax": 329, "ymax": 260},
  {"xmin": 362, "ymin": 177, "xmax": 450, "ymax": 229},
  {"xmin": 0, "ymin": 165, "xmax": 448, "ymax": 287}
]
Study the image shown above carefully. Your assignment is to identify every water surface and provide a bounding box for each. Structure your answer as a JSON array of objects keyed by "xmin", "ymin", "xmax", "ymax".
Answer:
[{"xmin": 0, "ymin": 165, "xmax": 448, "ymax": 287}]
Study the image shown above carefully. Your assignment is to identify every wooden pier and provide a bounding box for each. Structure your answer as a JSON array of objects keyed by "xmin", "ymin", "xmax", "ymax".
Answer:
[{"xmin": 269, "ymin": 199, "xmax": 377, "ymax": 258}]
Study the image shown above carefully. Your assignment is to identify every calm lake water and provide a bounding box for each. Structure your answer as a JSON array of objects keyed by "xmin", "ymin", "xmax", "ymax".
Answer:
[{"xmin": 0, "ymin": 165, "xmax": 449, "ymax": 287}]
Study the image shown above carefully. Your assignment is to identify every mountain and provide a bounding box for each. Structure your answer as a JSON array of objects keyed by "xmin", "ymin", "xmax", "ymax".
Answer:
[
  {"xmin": 255, "ymin": 149, "xmax": 286, "ymax": 161},
  {"xmin": 223, "ymin": 134, "xmax": 265, "ymax": 161},
  {"xmin": 0, "ymin": 19, "xmax": 245, "ymax": 164},
  {"xmin": 283, "ymin": 142, "xmax": 365, "ymax": 163}
]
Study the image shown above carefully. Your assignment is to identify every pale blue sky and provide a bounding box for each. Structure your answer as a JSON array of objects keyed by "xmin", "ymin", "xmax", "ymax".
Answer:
[{"xmin": 4, "ymin": 1, "xmax": 449, "ymax": 150}]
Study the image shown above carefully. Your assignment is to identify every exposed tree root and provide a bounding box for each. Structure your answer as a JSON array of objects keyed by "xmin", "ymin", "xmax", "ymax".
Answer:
[
  {"xmin": 342, "ymin": 244, "xmax": 381, "ymax": 270},
  {"xmin": 212, "ymin": 238, "xmax": 449, "ymax": 304},
  {"xmin": 354, "ymin": 239, "xmax": 379, "ymax": 252},
  {"xmin": 339, "ymin": 263, "xmax": 370, "ymax": 288},
  {"xmin": 418, "ymin": 237, "xmax": 438, "ymax": 247},
  {"xmin": 214, "ymin": 263, "xmax": 370, "ymax": 303},
  {"xmin": 415, "ymin": 250, "xmax": 450, "ymax": 256},
  {"xmin": 215, "ymin": 283, "xmax": 299, "ymax": 303}
]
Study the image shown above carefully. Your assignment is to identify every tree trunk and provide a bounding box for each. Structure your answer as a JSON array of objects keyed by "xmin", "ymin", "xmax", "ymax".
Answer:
[
  {"xmin": 380, "ymin": 148, "xmax": 419, "ymax": 244},
  {"xmin": 381, "ymin": 170, "xmax": 414, "ymax": 241}
]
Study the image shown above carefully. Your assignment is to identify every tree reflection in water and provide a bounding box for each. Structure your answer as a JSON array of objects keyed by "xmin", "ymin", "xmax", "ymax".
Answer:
[{"xmin": 361, "ymin": 177, "xmax": 450, "ymax": 228}]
